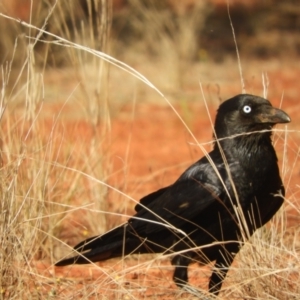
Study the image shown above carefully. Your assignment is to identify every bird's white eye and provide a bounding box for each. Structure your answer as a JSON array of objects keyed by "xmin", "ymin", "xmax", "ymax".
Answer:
[{"xmin": 243, "ymin": 105, "xmax": 251, "ymax": 114}]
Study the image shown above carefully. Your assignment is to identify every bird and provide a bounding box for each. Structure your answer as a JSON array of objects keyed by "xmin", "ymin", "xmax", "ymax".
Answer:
[{"xmin": 55, "ymin": 94, "xmax": 290, "ymax": 297}]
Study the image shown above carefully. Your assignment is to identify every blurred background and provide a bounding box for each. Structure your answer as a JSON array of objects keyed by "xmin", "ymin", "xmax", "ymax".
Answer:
[
  {"xmin": 1, "ymin": 0, "xmax": 299, "ymax": 103},
  {"xmin": 0, "ymin": 1, "xmax": 299, "ymax": 299},
  {"xmin": 2, "ymin": 0, "xmax": 300, "ymax": 62}
]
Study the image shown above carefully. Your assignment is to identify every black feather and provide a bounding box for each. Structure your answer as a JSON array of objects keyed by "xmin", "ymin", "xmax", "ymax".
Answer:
[{"xmin": 55, "ymin": 94, "xmax": 290, "ymax": 296}]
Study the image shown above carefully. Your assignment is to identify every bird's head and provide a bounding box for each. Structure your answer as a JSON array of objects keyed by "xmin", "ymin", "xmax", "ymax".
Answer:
[{"xmin": 214, "ymin": 94, "xmax": 290, "ymax": 140}]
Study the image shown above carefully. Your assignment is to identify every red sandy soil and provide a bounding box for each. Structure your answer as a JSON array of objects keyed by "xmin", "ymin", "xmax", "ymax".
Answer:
[{"xmin": 26, "ymin": 63, "xmax": 300, "ymax": 299}]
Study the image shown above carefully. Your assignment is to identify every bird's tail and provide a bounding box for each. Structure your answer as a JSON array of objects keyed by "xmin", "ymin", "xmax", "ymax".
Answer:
[{"xmin": 55, "ymin": 224, "xmax": 130, "ymax": 266}]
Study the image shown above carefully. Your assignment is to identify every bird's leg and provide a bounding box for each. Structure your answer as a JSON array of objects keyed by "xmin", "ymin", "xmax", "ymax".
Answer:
[
  {"xmin": 208, "ymin": 252, "xmax": 235, "ymax": 296},
  {"xmin": 172, "ymin": 254, "xmax": 212, "ymax": 299},
  {"xmin": 171, "ymin": 254, "xmax": 192, "ymax": 287}
]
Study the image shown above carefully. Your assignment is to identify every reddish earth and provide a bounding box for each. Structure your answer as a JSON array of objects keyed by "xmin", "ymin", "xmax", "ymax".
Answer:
[{"xmin": 27, "ymin": 62, "xmax": 300, "ymax": 299}]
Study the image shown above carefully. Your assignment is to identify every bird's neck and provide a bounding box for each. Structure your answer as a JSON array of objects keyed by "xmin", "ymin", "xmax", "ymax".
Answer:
[{"xmin": 214, "ymin": 132, "xmax": 276, "ymax": 165}]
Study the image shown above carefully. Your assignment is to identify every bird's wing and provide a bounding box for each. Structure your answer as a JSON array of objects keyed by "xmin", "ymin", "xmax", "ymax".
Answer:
[
  {"xmin": 131, "ymin": 157, "xmax": 230, "ymax": 234},
  {"xmin": 135, "ymin": 186, "xmax": 171, "ymax": 212}
]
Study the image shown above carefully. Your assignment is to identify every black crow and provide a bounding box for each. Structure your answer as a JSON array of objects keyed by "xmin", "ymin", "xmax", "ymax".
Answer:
[{"xmin": 56, "ymin": 94, "xmax": 290, "ymax": 296}]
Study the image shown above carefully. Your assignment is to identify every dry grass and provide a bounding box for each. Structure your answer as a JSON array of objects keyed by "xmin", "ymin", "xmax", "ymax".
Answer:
[{"xmin": 0, "ymin": 1, "xmax": 299, "ymax": 299}]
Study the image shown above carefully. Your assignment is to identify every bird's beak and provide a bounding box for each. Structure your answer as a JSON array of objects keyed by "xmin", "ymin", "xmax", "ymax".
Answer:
[{"xmin": 257, "ymin": 106, "xmax": 291, "ymax": 124}]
